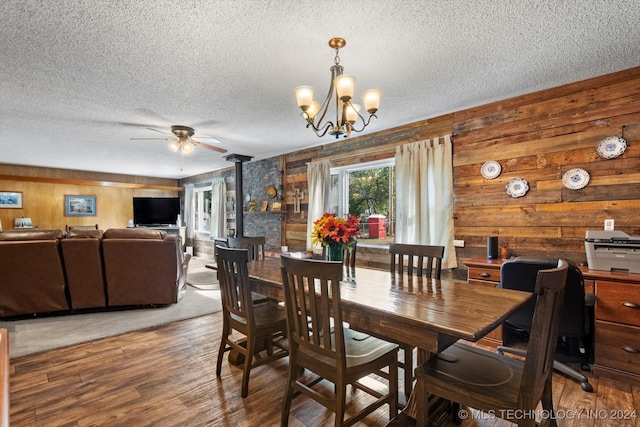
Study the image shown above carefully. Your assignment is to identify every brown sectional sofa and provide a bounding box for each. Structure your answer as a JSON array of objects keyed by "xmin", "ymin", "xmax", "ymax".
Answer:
[
  {"xmin": 102, "ymin": 228, "xmax": 184, "ymax": 306},
  {"xmin": 0, "ymin": 228, "xmax": 190, "ymax": 319},
  {"xmin": 0, "ymin": 229, "xmax": 69, "ymax": 318},
  {"xmin": 61, "ymin": 229, "xmax": 108, "ymax": 309}
]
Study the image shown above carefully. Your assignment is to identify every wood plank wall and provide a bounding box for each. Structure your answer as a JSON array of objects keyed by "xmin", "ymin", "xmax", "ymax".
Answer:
[
  {"xmin": 453, "ymin": 67, "xmax": 640, "ymax": 265},
  {"xmin": 0, "ymin": 165, "xmax": 179, "ymax": 231},
  {"xmin": 280, "ymin": 66, "xmax": 640, "ymax": 271}
]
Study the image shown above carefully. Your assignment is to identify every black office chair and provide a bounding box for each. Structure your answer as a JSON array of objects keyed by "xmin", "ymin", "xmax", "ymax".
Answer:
[{"xmin": 497, "ymin": 256, "xmax": 594, "ymax": 392}]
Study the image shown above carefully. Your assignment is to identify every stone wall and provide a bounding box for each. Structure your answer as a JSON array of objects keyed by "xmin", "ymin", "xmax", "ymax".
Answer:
[{"xmin": 241, "ymin": 157, "xmax": 284, "ymax": 249}]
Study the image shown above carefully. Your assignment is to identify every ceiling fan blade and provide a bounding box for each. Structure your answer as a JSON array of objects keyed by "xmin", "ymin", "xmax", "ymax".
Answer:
[
  {"xmin": 130, "ymin": 137, "xmax": 174, "ymax": 140},
  {"xmin": 191, "ymin": 140, "xmax": 228, "ymax": 154},
  {"xmin": 146, "ymin": 127, "xmax": 173, "ymax": 135},
  {"xmin": 193, "ymin": 136, "xmax": 222, "ymax": 144}
]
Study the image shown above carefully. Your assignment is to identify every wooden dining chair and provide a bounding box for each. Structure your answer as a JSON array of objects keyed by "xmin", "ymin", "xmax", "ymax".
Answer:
[
  {"xmin": 227, "ymin": 236, "xmax": 266, "ymax": 261},
  {"xmin": 388, "ymin": 243, "xmax": 445, "ymax": 398},
  {"xmin": 226, "ymin": 237, "xmax": 270, "ymax": 303},
  {"xmin": 215, "ymin": 246, "xmax": 288, "ymax": 398},
  {"xmin": 65, "ymin": 224, "xmax": 99, "ymax": 232},
  {"xmin": 388, "ymin": 243, "xmax": 444, "ymax": 277},
  {"xmin": 413, "ymin": 259, "xmax": 569, "ymax": 427},
  {"xmin": 280, "ymin": 255, "xmax": 399, "ymax": 426}
]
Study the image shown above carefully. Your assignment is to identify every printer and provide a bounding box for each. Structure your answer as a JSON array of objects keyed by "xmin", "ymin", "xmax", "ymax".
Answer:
[{"xmin": 585, "ymin": 230, "xmax": 640, "ymax": 273}]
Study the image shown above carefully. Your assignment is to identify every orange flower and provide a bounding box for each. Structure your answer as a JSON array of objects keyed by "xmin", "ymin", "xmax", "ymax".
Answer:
[{"xmin": 311, "ymin": 213, "xmax": 360, "ymax": 247}]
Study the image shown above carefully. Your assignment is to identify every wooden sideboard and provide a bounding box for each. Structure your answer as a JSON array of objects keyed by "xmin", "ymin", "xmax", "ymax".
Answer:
[
  {"xmin": 464, "ymin": 257, "xmax": 640, "ymax": 384},
  {"xmin": 465, "ymin": 258, "xmax": 506, "ymax": 345}
]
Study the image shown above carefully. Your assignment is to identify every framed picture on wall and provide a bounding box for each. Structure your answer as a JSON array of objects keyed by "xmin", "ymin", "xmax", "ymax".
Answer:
[
  {"xmin": 65, "ymin": 195, "xmax": 97, "ymax": 216},
  {"xmin": 0, "ymin": 191, "xmax": 23, "ymax": 208}
]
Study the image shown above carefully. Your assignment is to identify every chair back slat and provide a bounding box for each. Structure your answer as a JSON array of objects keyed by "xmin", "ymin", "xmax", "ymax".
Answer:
[
  {"xmin": 227, "ymin": 236, "xmax": 266, "ymax": 261},
  {"xmin": 389, "ymin": 243, "xmax": 444, "ymax": 278},
  {"xmin": 216, "ymin": 246, "xmax": 255, "ymax": 327},
  {"xmin": 280, "ymin": 256, "xmax": 345, "ymax": 363},
  {"xmin": 519, "ymin": 259, "xmax": 568, "ymax": 408}
]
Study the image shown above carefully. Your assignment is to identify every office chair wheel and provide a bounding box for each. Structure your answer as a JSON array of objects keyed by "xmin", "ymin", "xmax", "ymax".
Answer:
[
  {"xmin": 580, "ymin": 363, "xmax": 591, "ymax": 372},
  {"xmin": 581, "ymin": 381, "xmax": 593, "ymax": 393}
]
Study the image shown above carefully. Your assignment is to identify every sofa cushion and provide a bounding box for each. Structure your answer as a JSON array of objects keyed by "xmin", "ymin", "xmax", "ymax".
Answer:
[
  {"xmin": 61, "ymin": 231, "xmax": 107, "ymax": 310},
  {"xmin": 103, "ymin": 228, "xmax": 167, "ymax": 239},
  {"xmin": 0, "ymin": 232, "xmax": 69, "ymax": 317},
  {"xmin": 0, "ymin": 229, "xmax": 64, "ymax": 241}
]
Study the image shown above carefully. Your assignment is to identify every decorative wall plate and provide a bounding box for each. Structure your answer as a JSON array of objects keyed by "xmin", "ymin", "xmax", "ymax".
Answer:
[
  {"xmin": 266, "ymin": 185, "xmax": 277, "ymax": 198},
  {"xmin": 505, "ymin": 177, "xmax": 529, "ymax": 198},
  {"xmin": 562, "ymin": 168, "xmax": 590, "ymax": 190},
  {"xmin": 596, "ymin": 136, "xmax": 627, "ymax": 159},
  {"xmin": 481, "ymin": 160, "xmax": 502, "ymax": 179}
]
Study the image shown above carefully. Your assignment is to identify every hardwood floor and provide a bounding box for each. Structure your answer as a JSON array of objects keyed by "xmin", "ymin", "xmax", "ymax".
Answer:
[{"xmin": 7, "ymin": 312, "xmax": 640, "ymax": 426}]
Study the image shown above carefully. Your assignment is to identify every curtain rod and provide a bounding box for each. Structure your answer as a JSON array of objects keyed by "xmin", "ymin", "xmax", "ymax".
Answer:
[{"xmin": 308, "ymin": 133, "xmax": 453, "ymax": 164}]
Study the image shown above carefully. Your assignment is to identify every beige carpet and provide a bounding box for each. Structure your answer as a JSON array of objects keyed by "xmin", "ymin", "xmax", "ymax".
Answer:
[
  {"xmin": 186, "ymin": 256, "xmax": 219, "ymax": 290},
  {"xmin": 0, "ymin": 287, "xmax": 221, "ymax": 358}
]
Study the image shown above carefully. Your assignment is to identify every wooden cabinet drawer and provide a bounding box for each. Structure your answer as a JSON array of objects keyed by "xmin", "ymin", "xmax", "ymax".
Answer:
[
  {"xmin": 468, "ymin": 267, "xmax": 501, "ymax": 284},
  {"xmin": 595, "ymin": 320, "xmax": 640, "ymax": 376},
  {"xmin": 595, "ymin": 280, "xmax": 640, "ymax": 327}
]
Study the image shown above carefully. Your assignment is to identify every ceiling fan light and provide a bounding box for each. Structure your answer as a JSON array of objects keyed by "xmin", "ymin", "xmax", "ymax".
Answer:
[
  {"xmin": 335, "ymin": 74, "xmax": 356, "ymax": 102},
  {"xmin": 295, "ymin": 86, "xmax": 314, "ymax": 110},
  {"xmin": 182, "ymin": 141, "xmax": 195, "ymax": 154},
  {"xmin": 169, "ymin": 140, "xmax": 181, "ymax": 152},
  {"xmin": 362, "ymin": 89, "xmax": 381, "ymax": 114}
]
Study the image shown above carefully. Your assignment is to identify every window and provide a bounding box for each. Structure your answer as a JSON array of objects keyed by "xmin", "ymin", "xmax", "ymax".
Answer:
[
  {"xmin": 330, "ymin": 158, "xmax": 395, "ymax": 242},
  {"xmin": 194, "ymin": 186, "xmax": 212, "ymax": 234}
]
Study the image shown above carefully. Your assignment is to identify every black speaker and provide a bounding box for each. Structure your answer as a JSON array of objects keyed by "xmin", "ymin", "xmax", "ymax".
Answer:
[{"xmin": 487, "ymin": 236, "xmax": 499, "ymax": 259}]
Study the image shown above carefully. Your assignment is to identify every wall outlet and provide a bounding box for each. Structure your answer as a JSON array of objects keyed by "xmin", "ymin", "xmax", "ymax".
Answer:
[
  {"xmin": 604, "ymin": 219, "xmax": 615, "ymax": 230},
  {"xmin": 453, "ymin": 239, "xmax": 465, "ymax": 247}
]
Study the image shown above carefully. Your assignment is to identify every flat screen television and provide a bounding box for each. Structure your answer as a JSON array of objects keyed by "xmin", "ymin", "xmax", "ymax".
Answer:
[{"xmin": 133, "ymin": 197, "xmax": 180, "ymax": 226}]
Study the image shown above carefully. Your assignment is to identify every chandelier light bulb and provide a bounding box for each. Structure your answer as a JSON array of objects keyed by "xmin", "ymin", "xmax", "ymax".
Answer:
[
  {"xmin": 334, "ymin": 74, "xmax": 356, "ymax": 102},
  {"xmin": 362, "ymin": 89, "xmax": 381, "ymax": 114},
  {"xmin": 345, "ymin": 103, "xmax": 361, "ymax": 124},
  {"xmin": 295, "ymin": 86, "xmax": 314, "ymax": 110},
  {"xmin": 306, "ymin": 101, "xmax": 321, "ymax": 121}
]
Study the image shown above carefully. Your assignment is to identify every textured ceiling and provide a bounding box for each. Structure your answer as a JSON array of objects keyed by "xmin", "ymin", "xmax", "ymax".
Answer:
[{"xmin": 1, "ymin": 0, "xmax": 639, "ymax": 179}]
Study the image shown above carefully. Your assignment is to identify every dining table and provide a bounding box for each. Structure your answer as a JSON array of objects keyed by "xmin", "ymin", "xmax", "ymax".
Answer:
[{"xmin": 244, "ymin": 255, "xmax": 533, "ymax": 422}]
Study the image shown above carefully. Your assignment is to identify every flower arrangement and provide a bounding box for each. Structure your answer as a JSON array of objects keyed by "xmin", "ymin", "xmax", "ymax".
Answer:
[{"xmin": 311, "ymin": 212, "xmax": 361, "ymax": 248}]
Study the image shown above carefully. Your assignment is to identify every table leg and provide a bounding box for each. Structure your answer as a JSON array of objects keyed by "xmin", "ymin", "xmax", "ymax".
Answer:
[{"xmin": 402, "ymin": 349, "xmax": 451, "ymax": 426}]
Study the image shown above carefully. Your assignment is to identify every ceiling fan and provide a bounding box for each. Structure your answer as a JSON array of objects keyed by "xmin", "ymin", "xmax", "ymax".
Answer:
[{"xmin": 131, "ymin": 125, "xmax": 227, "ymax": 154}]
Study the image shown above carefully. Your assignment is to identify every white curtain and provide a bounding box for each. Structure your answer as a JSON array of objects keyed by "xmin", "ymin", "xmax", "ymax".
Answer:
[
  {"xmin": 209, "ymin": 179, "xmax": 227, "ymax": 238},
  {"xmin": 306, "ymin": 159, "xmax": 331, "ymax": 251},
  {"xmin": 184, "ymin": 184, "xmax": 195, "ymax": 240},
  {"xmin": 395, "ymin": 134, "xmax": 457, "ymax": 269}
]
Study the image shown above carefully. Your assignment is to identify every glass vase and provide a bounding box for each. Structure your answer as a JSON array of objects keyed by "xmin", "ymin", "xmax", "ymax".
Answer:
[{"xmin": 327, "ymin": 243, "xmax": 344, "ymax": 262}]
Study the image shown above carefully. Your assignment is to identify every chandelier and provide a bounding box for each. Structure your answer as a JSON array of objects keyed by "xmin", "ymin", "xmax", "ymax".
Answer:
[{"xmin": 295, "ymin": 37, "xmax": 381, "ymax": 139}]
